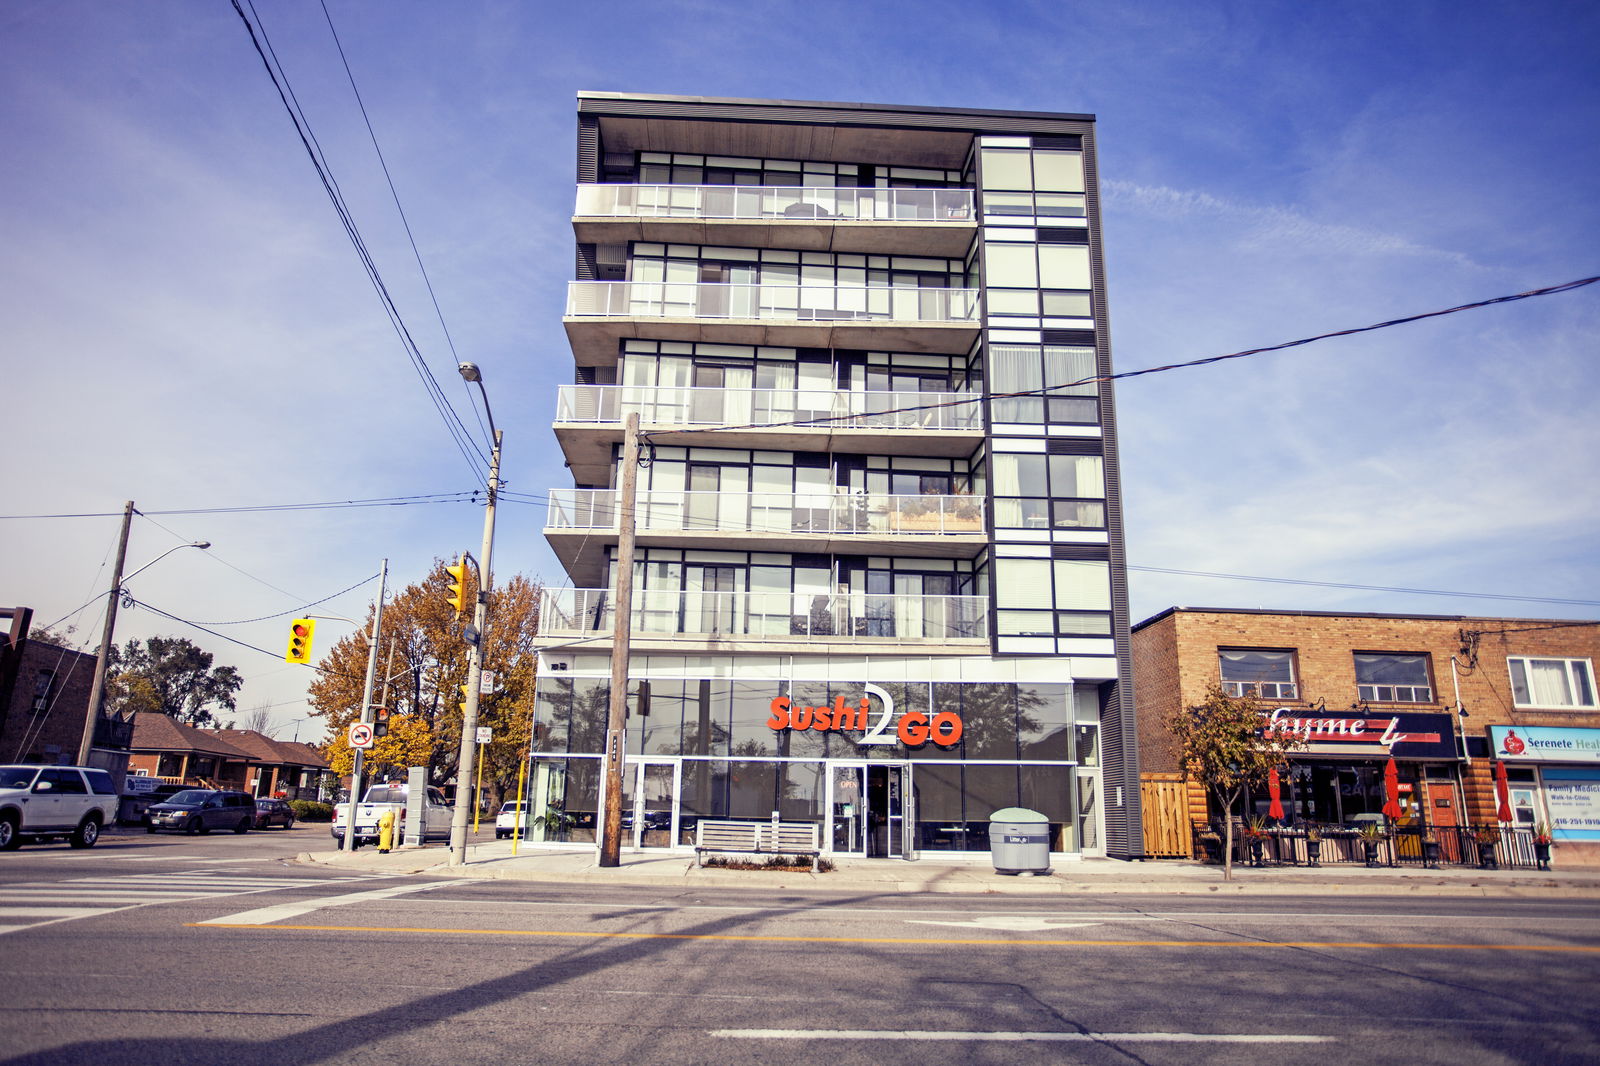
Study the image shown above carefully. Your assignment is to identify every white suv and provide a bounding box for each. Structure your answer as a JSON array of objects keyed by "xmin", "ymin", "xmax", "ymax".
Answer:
[{"xmin": 0, "ymin": 765, "xmax": 121, "ymax": 850}]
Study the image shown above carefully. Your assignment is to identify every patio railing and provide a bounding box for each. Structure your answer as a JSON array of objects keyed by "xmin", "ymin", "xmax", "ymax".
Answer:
[
  {"xmin": 555, "ymin": 385, "xmax": 982, "ymax": 432},
  {"xmin": 575, "ymin": 184, "xmax": 975, "ymax": 223},
  {"xmin": 1192, "ymin": 822, "xmax": 1551, "ymax": 870}
]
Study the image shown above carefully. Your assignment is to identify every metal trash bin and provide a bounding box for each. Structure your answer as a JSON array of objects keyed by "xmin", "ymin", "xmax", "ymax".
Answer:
[{"xmin": 989, "ymin": 807, "xmax": 1051, "ymax": 875}]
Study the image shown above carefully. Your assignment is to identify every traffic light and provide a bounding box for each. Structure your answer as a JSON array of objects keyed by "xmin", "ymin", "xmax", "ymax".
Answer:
[
  {"xmin": 373, "ymin": 706, "xmax": 391, "ymax": 738},
  {"xmin": 286, "ymin": 619, "xmax": 316, "ymax": 664},
  {"xmin": 445, "ymin": 555, "xmax": 468, "ymax": 617}
]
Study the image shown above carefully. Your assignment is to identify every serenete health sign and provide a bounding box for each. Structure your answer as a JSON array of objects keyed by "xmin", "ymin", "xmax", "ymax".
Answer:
[{"xmin": 1490, "ymin": 725, "xmax": 1600, "ymax": 764}]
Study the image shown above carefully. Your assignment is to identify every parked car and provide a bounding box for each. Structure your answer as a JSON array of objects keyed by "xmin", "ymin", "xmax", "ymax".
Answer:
[
  {"xmin": 254, "ymin": 798, "xmax": 295, "ymax": 830},
  {"xmin": 495, "ymin": 800, "xmax": 538, "ymax": 839},
  {"xmin": 145, "ymin": 789, "xmax": 255, "ymax": 835},
  {"xmin": 126, "ymin": 782, "xmax": 196, "ymax": 826},
  {"xmin": 0, "ymin": 764, "xmax": 120, "ymax": 850}
]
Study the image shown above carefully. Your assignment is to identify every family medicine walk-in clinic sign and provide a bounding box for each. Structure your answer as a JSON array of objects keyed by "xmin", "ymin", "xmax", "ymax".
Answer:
[{"xmin": 1492, "ymin": 725, "xmax": 1600, "ymax": 841}]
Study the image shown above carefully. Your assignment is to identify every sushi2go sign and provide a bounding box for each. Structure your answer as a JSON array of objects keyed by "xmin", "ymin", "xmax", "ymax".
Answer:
[{"xmin": 767, "ymin": 683, "xmax": 963, "ymax": 748}]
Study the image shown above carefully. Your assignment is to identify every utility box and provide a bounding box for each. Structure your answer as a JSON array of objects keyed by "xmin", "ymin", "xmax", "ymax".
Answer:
[{"xmin": 989, "ymin": 807, "xmax": 1051, "ymax": 875}]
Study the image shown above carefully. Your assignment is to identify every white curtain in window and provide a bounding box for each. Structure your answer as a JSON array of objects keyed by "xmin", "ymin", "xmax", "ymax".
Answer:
[{"xmin": 1528, "ymin": 659, "xmax": 1574, "ymax": 705}]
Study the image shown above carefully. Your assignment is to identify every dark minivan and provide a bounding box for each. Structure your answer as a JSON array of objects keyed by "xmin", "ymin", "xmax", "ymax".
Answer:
[{"xmin": 145, "ymin": 789, "xmax": 255, "ymax": 834}]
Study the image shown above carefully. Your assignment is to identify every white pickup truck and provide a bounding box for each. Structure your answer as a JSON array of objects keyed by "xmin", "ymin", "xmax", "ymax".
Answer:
[{"xmin": 331, "ymin": 783, "xmax": 452, "ymax": 848}]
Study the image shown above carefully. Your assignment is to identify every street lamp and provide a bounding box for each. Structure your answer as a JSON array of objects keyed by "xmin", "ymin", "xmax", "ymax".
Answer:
[
  {"xmin": 79, "ymin": 502, "xmax": 211, "ymax": 764},
  {"xmin": 449, "ymin": 363, "xmax": 503, "ymax": 866}
]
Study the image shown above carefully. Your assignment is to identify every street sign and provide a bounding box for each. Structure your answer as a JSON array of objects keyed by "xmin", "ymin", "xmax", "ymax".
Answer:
[
  {"xmin": 475, "ymin": 726, "xmax": 492, "ymax": 745},
  {"xmin": 348, "ymin": 722, "xmax": 374, "ymax": 749},
  {"xmin": 479, "ymin": 670, "xmax": 496, "ymax": 695}
]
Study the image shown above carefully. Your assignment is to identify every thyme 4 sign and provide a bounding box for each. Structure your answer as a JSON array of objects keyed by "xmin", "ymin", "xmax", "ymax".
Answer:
[
  {"xmin": 766, "ymin": 683, "xmax": 965, "ymax": 748},
  {"xmin": 1260, "ymin": 707, "xmax": 1456, "ymax": 759}
]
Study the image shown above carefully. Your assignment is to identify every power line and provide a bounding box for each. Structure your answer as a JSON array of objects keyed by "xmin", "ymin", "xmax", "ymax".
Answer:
[
  {"xmin": 1, "ymin": 491, "xmax": 480, "ymax": 520},
  {"xmin": 316, "ymin": 0, "xmax": 491, "ymax": 455},
  {"xmin": 1131, "ymin": 565, "xmax": 1600, "ymax": 607},
  {"xmin": 126, "ymin": 596, "xmax": 368, "ymax": 683},
  {"xmin": 640, "ymin": 273, "xmax": 1600, "ymax": 440},
  {"xmin": 230, "ymin": 0, "xmax": 487, "ymax": 476},
  {"xmin": 188, "ymin": 571, "xmax": 382, "ymax": 626}
]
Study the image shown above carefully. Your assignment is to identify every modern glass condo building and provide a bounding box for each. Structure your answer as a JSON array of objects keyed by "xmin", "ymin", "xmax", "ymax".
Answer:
[{"xmin": 531, "ymin": 93, "xmax": 1143, "ymax": 860}]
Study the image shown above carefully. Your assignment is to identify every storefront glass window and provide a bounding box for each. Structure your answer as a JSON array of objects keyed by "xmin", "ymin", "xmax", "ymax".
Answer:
[
  {"xmin": 913, "ymin": 764, "xmax": 966, "ymax": 851},
  {"xmin": 958, "ymin": 683, "xmax": 1020, "ymax": 759},
  {"xmin": 1017, "ymin": 683, "xmax": 1070, "ymax": 760}
]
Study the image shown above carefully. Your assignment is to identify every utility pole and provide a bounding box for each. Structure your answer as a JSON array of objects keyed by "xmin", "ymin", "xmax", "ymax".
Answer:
[
  {"xmin": 449, "ymin": 427, "xmax": 502, "ymax": 866},
  {"xmin": 599, "ymin": 412, "xmax": 640, "ymax": 867},
  {"xmin": 80, "ymin": 501, "xmax": 134, "ymax": 766},
  {"xmin": 343, "ymin": 558, "xmax": 387, "ymax": 853}
]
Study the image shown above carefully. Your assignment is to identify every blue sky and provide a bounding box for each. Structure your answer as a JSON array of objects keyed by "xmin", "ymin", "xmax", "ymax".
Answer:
[{"xmin": 3, "ymin": 0, "xmax": 1596, "ymax": 740}]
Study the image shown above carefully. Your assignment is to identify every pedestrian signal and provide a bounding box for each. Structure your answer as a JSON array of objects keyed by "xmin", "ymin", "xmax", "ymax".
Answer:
[
  {"xmin": 373, "ymin": 706, "xmax": 391, "ymax": 738},
  {"xmin": 286, "ymin": 619, "xmax": 316, "ymax": 664}
]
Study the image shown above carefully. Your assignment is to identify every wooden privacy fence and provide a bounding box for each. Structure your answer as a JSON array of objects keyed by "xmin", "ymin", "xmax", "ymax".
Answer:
[{"xmin": 1140, "ymin": 773, "xmax": 1194, "ymax": 858}]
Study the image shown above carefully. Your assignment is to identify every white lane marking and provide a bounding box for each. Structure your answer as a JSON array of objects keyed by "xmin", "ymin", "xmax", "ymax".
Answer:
[
  {"xmin": 907, "ymin": 916, "xmax": 1101, "ymax": 932},
  {"xmin": 712, "ymin": 1030, "xmax": 1334, "ymax": 1044},
  {"xmin": 198, "ymin": 881, "xmax": 450, "ymax": 925}
]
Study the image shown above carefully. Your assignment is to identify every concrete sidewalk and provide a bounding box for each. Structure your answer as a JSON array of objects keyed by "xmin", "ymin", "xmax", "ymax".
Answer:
[{"xmin": 298, "ymin": 839, "xmax": 1600, "ymax": 898}]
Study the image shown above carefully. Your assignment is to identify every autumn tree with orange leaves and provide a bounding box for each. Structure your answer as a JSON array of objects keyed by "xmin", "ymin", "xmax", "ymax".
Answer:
[{"xmin": 307, "ymin": 559, "xmax": 542, "ymax": 809}]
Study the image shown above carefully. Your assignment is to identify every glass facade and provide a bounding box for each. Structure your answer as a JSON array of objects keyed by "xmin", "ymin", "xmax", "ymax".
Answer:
[
  {"xmin": 529, "ymin": 662, "xmax": 1101, "ymax": 855},
  {"xmin": 550, "ymin": 96, "xmax": 1133, "ymax": 860}
]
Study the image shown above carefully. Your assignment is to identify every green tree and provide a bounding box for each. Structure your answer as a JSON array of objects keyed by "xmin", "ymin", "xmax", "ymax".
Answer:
[
  {"xmin": 106, "ymin": 636, "xmax": 244, "ymax": 726},
  {"xmin": 1167, "ymin": 684, "xmax": 1302, "ymax": 881}
]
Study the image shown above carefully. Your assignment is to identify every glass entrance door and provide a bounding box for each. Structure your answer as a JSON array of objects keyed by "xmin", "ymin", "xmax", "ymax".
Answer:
[
  {"xmin": 621, "ymin": 760, "xmax": 680, "ymax": 849},
  {"xmin": 829, "ymin": 762, "xmax": 908, "ymax": 858}
]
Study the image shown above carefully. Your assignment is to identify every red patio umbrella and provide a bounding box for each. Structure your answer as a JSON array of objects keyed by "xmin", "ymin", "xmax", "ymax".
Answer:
[
  {"xmin": 1495, "ymin": 759, "xmax": 1513, "ymax": 823},
  {"xmin": 1267, "ymin": 766, "xmax": 1284, "ymax": 821},
  {"xmin": 1382, "ymin": 756, "xmax": 1402, "ymax": 820}
]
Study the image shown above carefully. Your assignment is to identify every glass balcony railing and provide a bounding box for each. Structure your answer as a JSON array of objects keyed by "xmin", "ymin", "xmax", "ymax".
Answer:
[
  {"xmin": 555, "ymin": 385, "xmax": 982, "ymax": 431},
  {"xmin": 575, "ymin": 184, "xmax": 975, "ymax": 223},
  {"xmin": 541, "ymin": 588, "xmax": 989, "ymax": 642},
  {"xmin": 547, "ymin": 489, "xmax": 986, "ymax": 536},
  {"xmin": 565, "ymin": 282, "xmax": 980, "ymax": 324}
]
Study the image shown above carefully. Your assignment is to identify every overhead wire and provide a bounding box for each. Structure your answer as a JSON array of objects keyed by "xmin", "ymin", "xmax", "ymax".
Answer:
[
  {"xmin": 638, "ymin": 273, "xmax": 1600, "ymax": 441},
  {"xmin": 316, "ymin": 0, "xmax": 493, "ymax": 456},
  {"xmin": 0, "ymin": 492, "xmax": 481, "ymax": 520},
  {"xmin": 230, "ymin": 0, "xmax": 487, "ymax": 476}
]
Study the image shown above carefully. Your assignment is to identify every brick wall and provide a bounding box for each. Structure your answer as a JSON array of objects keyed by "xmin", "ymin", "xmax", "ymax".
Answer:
[
  {"xmin": 1, "ymin": 641, "xmax": 96, "ymax": 763},
  {"xmin": 1132, "ymin": 608, "xmax": 1600, "ymax": 834}
]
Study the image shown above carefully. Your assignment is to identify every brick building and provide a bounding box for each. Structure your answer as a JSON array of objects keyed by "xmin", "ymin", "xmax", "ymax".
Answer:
[
  {"xmin": 126, "ymin": 714, "xmax": 329, "ymax": 799},
  {"xmin": 1133, "ymin": 607, "xmax": 1600, "ymax": 866}
]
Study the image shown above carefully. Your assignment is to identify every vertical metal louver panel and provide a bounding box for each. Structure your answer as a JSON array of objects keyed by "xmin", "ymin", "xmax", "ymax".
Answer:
[
  {"xmin": 577, "ymin": 116, "xmax": 599, "ymax": 184},
  {"xmin": 1045, "ymin": 437, "xmax": 1102, "ymax": 456},
  {"xmin": 575, "ymin": 243, "xmax": 598, "ymax": 282}
]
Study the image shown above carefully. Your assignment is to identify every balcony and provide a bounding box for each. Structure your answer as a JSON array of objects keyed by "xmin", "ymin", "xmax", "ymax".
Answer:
[
  {"xmin": 553, "ymin": 385, "xmax": 982, "ymax": 482},
  {"xmin": 564, "ymin": 282, "xmax": 980, "ymax": 365},
  {"xmin": 540, "ymin": 587, "xmax": 989, "ymax": 647},
  {"xmin": 573, "ymin": 185, "xmax": 977, "ymax": 256},
  {"xmin": 546, "ymin": 489, "xmax": 986, "ymax": 580}
]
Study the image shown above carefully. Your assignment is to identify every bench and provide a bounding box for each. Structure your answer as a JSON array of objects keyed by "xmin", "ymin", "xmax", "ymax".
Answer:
[{"xmin": 694, "ymin": 820, "xmax": 821, "ymax": 870}]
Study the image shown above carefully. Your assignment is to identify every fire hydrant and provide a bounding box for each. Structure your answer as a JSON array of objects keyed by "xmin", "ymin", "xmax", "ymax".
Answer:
[{"xmin": 377, "ymin": 809, "xmax": 396, "ymax": 854}]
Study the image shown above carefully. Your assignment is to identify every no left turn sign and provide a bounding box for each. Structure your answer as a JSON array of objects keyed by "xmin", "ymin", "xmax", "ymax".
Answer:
[{"xmin": 348, "ymin": 722, "xmax": 374, "ymax": 749}]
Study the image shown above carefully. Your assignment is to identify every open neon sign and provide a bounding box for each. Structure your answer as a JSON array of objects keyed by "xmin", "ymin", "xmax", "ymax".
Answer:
[{"xmin": 766, "ymin": 682, "xmax": 963, "ymax": 748}]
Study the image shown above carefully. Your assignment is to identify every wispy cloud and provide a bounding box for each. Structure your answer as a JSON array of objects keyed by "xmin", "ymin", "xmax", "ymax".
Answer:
[{"xmin": 1105, "ymin": 180, "xmax": 1482, "ymax": 268}]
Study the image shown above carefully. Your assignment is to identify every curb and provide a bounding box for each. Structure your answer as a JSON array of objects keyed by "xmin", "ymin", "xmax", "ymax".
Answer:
[{"xmin": 297, "ymin": 851, "xmax": 1600, "ymax": 898}]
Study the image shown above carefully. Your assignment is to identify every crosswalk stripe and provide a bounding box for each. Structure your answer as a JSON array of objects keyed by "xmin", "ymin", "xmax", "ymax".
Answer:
[{"xmin": 0, "ymin": 869, "xmax": 380, "ymax": 936}]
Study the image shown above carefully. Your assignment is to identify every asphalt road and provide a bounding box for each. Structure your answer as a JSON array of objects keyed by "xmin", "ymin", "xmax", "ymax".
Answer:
[{"xmin": 1, "ymin": 825, "xmax": 1597, "ymax": 1065}]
